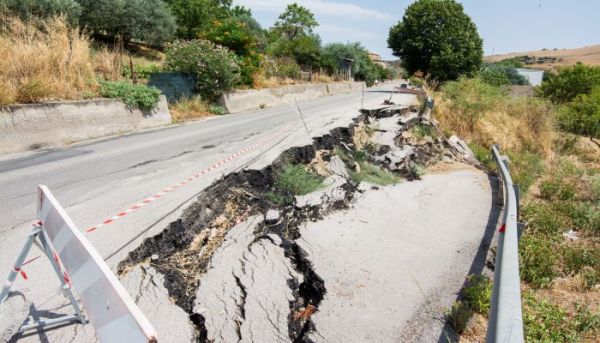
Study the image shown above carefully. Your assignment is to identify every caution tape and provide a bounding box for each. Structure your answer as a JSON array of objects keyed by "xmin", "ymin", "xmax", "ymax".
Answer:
[{"xmin": 17, "ymin": 121, "xmax": 294, "ymax": 278}]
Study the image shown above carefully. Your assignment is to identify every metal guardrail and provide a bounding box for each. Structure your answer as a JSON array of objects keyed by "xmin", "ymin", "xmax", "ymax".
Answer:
[{"xmin": 486, "ymin": 145, "xmax": 525, "ymax": 343}]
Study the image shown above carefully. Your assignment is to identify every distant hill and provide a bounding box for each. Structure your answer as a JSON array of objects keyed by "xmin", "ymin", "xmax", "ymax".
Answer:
[{"xmin": 485, "ymin": 44, "xmax": 600, "ymax": 70}]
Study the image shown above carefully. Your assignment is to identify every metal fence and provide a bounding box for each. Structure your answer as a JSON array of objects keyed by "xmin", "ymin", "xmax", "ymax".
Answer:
[{"xmin": 486, "ymin": 145, "xmax": 525, "ymax": 342}]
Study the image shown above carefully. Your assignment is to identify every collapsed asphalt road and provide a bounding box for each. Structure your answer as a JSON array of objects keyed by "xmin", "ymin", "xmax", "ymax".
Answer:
[{"xmin": 0, "ymin": 85, "xmax": 498, "ymax": 342}]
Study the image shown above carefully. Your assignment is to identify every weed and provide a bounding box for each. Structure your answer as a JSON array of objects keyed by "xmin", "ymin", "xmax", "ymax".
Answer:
[
  {"xmin": 468, "ymin": 142, "xmax": 495, "ymax": 170},
  {"xmin": 521, "ymin": 201, "xmax": 568, "ymax": 236},
  {"xmin": 351, "ymin": 161, "xmax": 400, "ymax": 186},
  {"xmin": 275, "ymin": 164, "xmax": 324, "ymax": 196},
  {"xmin": 410, "ymin": 124, "xmax": 435, "ymax": 140},
  {"xmin": 523, "ymin": 291, "xmax": 600, "ymax": 342},
  {"xmin": 561, "ymin": 244, "xmax": 600, "ymax": 277},
  {"xmin": 410, "ymin": 164, "xmax": 426, "ymax": 178},
  {"xmin": 507, "ymin": 151, "xmax": 545, "ymax": 194},
  {"xmin": 446, "ymin": 275, "xmax": 492, "ymax": 334},
  {"xmin": 539, "ymin": 180, "xmax": 576, "ymax": 201},
  {"xmin": 519, "ymin": 234, "xmax": 559, "ymax": 288},
  {"xmin": 462, "ymin": 275, "xmax": 493, "ymax": 314}
]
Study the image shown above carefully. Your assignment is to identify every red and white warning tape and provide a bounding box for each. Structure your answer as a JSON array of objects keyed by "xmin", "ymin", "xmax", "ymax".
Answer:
[
  {"xmin": 17, "ymin": 121, "xmax": 294, "ymax": 278},
  {"xmin": 85, "ymin": 122, "xmax": 292, "ymax": 233}
]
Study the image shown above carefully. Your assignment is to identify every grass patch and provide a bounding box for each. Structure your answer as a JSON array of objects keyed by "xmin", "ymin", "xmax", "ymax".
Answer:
[
  {"xmin": 170, "ymin": 97, "xmax": 227, "ymax": 122},
  {"xmin": 274, "ymin": 164, "xmax": 324, "ymax": 196},
  {"xmin": 519, "ymin": 234, "xmax": 560, "ymax": 288},
  {"xmin": 351, "ymin": 161, "xmax": 400, "ymax": 186}
]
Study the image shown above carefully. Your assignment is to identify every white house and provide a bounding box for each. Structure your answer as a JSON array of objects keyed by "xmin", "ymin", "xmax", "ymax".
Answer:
[{"xmin": 515, "ymin": 68, "xmax": 544, "ymax": 86}]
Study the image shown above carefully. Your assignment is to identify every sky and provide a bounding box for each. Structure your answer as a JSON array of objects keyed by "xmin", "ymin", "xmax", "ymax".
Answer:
[{"xmin": 233, "ymin": 0, "xmax": 600, "ymax": 60}]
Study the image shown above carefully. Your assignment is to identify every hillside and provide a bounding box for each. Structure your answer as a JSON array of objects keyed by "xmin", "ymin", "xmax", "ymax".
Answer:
[{"xmin": 486, "ymin": 44, "xmax": 600, "ymax": 70}]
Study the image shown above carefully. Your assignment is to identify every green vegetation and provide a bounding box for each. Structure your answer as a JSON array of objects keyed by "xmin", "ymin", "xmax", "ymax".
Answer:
[
  {"xmin": 557, "ymin": 85, "xmax": 600, "ymax": 138},
  {"xmin": 447, "ymin": 275, "xmax": 492, "ymax": 333},
  {"xmin": 538, "ymin": 63, "xmax": 600, "ymax": 103},
  {"xmin": 351, "ymin": 161, "xmax": 400, "ymax": 186},
  {"xmin": 480, "ymin": 64, "xmax": 529, "ymax": 87},
  {"xmin": 387, "ymin": 0, "xmax": 483, "ymax": 81},
  {"xmin": 78, "ymin": 0, "xmax": 176, "ymax": 46},
  {"xmin": 99, "ymin": 81, "xmax": 160, "ymax": 109},
  {"xmin": 410, "ymin": 124, "xmax": 435, "ymax": 140},
  {"xmin": 522, "ymin": 292, "xmax": 600, "ymax": 342},
  {"xmin": 274, "ymin": 164, "xmax": 324, "ymax": 196},
  {"xmin": 164, "ymin": 40, "xmax": 240, "ymax": 99},
  {"xmin": 0, "ymin": 0, "xmax": 81, "ymax": 24}
]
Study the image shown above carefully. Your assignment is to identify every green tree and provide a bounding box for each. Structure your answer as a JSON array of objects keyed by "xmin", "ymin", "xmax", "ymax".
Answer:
[
  {"xmin": 78, "ymin": 0, "xmax": 176, "ymax": 46},
  {"xmin": 273, "ymin": 3, "xmax": 318, "ymax": 40},
  {"xmin": 480, "ymin": 64, "xmax": 529, "ymax": 87},
  {"xmin": 387, "ymin": 0, "xmax": 483, "ymax": 81},
  {"xmin": 164, "ymin": 40, "xmax": 240, "ymax": 99},
  {"xmin": 163, "ymin": 0, "xmax": 231, "ymax": 38},
  {"xmin": 1, "ymin": 0, "xmax": 81, "ymax": 24},
  {"xmin": 538, "ymin": 63, "xmax": 600, "ymax": 103}
]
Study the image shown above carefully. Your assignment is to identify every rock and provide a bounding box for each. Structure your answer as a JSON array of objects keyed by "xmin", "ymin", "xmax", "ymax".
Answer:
[
  {"xmin": 0, "ymin": 293, "xmax": 29, "ymax": 342},
  {"xmin": 384, "ymin": 145, "xmax": 415, "ymax": 170},
  {"xmin": 327, "ymin": 156, "xmax": 349, "ymax": 178},
  {"xmin": 448, "ymin": 135, "xmax": 477, "ymax": 163},
  {"xmin": 265, "ymin": 209, "xmax": 280, "ymax": 224}
]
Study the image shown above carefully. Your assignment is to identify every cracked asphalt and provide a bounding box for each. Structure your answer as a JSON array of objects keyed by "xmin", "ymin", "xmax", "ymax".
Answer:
[{"xmin": 0, "ymin": 84, "xmax": 407, "ymax": 342}]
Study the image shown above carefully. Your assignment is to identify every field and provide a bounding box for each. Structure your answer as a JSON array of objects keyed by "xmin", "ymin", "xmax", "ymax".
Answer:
[{"xmin": 486, "ymin": 44, "xmax": 600, "ymax": 70}]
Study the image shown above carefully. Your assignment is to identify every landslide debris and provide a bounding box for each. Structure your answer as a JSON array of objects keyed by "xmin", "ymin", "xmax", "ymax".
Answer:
[{"xmin": 118, "ymin": 103, "xmax": 465, "ymax": 342}]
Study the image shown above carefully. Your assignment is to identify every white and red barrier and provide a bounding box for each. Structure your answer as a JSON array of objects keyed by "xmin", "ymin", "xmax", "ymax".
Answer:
[{"xmin": 0, "ymin": 186, "xmax": 158, "ymax": 342}]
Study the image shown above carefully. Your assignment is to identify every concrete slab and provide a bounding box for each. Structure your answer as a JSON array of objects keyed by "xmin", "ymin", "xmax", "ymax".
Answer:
[{"xmin": 298, "ymin": 168, "xmax": 496, "ymax": 342}]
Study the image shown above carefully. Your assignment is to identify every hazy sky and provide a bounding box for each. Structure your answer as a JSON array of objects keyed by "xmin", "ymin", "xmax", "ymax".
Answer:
[{"xmin": 233, "ymin": 0, "xmax": 600, "ymax": 60}]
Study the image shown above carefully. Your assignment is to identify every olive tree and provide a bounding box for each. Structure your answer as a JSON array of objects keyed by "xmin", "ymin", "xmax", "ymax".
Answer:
[{"xmin": 387, "ymin": 0, "xmax": 483, "ymax": 81}]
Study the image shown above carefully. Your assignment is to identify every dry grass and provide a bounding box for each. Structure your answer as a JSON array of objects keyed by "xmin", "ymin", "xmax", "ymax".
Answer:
[
  {"xmin": 92, "ymin": 46, "xmax": 123, "ymax": 81},
  {"xmin": 0, "ymin": 17, "xmax": 98, "ymax": 104},
  {"xmin": 486, "ymin": 44, "xmax": 600, "ymax": 70},
  {"xmin": 434, "ymin": 78, "xmax": 555, "ymax": 156},
  {"xmin": 170, "ymin": 96, "xmax": 215, "ymax": 122}
]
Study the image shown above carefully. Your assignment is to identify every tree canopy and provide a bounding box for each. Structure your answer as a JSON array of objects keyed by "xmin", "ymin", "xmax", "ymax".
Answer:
[
  {"xmin": 273, "ymin": 3, "xmax": 318, "ymax": 40},
  {"xmin": 78, "ymin": 0, "xmax": 176, "ymax": 46},
  {"xmin": 387, "ymin": 0, "xmax": 483, "ymax": 81}
]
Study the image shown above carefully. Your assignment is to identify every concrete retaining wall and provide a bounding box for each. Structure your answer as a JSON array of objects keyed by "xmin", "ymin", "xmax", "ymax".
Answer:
[
  {"xmin": 0, "ymin": 95, "xmax": 171, "ymax": 155},
  {"xmin": 219, "ymin": 82, "xmax": 365, "ymax": 113}
]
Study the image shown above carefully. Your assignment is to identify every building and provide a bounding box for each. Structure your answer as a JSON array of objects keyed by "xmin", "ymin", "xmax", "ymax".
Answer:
[
  {"xmin": 515, "ymin": 68, "xmax": 544, "ymax": 86},
  {"xmin": 368, "ymin": 52, "xmax": 390, "ymax": 68}
]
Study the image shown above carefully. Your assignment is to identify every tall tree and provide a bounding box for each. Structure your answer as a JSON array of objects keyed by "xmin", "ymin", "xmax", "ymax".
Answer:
[
  {"xmin": 387, "ymin": 0, "xmax": 483, "ymax": 81},
  {"xmin": 273, "ymin": 3, "xmax": 318, "ymax": 40}
]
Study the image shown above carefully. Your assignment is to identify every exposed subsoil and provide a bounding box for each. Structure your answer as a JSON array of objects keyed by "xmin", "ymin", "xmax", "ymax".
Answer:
[{"xmin": 118, "ymin": 103, "xmax": 464, "ymax": 342}]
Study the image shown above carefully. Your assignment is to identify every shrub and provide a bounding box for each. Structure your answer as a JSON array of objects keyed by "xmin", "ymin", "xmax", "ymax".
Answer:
[
  {"xmin": 446, "ymin": 275, "xmax": 492, "ymax": 334},
  {"xmin": 99, "ymin": 81, "xmax": 160, "ymax": 109},
  {"xmin": 468, "ymin": 143, "xmax": 495, "ymax": 170},
  {"xmin": 537, "ymin": 63, "xmax": 600, "ymax": 103},
  {"xmin": 387, "ymin": 0, "xmax": 483, "ymax": 81},
  {"xmin": 480, "ymin": 64, "xmax": 529, "ymax": 86},
  {"xmin": 557, "ymin": 85, "xmax": 600, "ymax": 138},
  {"xmin": 164, "ymin": 40, "xmax": 240, "ymax": 100},
  {"xmin": 0, "ymin": 17, "xmax": 97, "ymax": 104}
]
